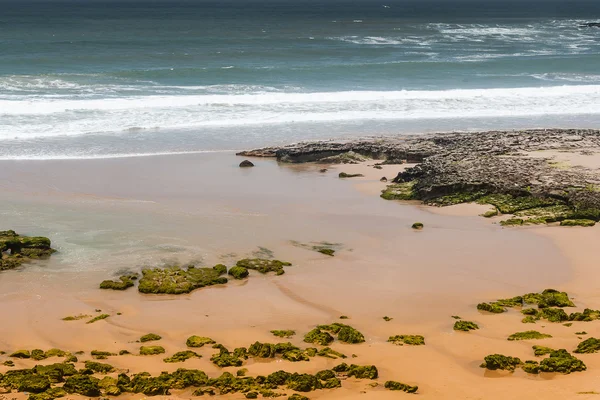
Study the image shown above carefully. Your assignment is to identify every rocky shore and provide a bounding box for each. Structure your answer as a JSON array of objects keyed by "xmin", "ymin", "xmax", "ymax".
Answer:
[{"xmin": 239, "ymin": 129, "xmax": 600, "ymax": 226}]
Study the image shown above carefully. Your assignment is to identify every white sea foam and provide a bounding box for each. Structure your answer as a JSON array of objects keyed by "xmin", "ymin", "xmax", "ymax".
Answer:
[{"xmin": 2, "ymin": 85, "xmax": 600, "ymax": 140}]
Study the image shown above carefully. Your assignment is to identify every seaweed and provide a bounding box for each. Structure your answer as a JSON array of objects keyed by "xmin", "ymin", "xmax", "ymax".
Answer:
[{"xmin": 86, "ymin": 314, "xmax": 109, "ymax": 324}]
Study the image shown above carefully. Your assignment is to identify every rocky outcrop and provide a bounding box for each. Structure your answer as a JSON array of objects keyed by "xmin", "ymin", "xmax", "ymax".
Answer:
[{"xmin": 0, "ymin": 230, "xmax": 56, "ymax": 271}]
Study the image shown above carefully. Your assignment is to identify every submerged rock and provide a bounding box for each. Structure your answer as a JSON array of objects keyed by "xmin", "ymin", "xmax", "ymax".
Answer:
[
  {"xmin": 239, "ymin": 160, "xmax": 255, "ymax": 168},
  {"xmin": 99, "ymin": 274, "xmax": 138, "ymax": 290}
]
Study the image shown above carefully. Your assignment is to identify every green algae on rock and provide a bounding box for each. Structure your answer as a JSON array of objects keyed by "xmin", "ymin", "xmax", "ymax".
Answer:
[
  {"xmin": 99, "ymin": 274, "xmax": 138, "ymax": 290},
  {"xmin": 533, "ymin": 345, "xmax": 555, "ymax": 356},
  {"xmin": 569, "ymin": 308, "xmax": 600, "ymax": 321},
  {"xmin": 387, "ymin": 335, "xmax": 425, "ymax": 346},
  {"xmin": 139, "ymin": 346, "xmax": 166, "ymax": 356},
  {"xmin": 235, "ymin": 258, "xmax": 292, "ymax": 276},
  {"xmin": 84, "ymin": 361, "xmax": 115, "ymax": 374},
  {"xmin": 574, "ymin": 337, "xmax": 600, "ymax": 354},
  {"xmin": 164, "ymin": 351, "xmax": 200, "ymax": 363},
  {"xmin": 332, "ymin": 363, "xmax": 378, "ymax": 379},
  {"xmin": 477, "ymin": 302, "xmax": 506, "ymax": 314},
  {"xmin": 186, "ymin": 336, "xmax": 216, "ymax": 348},
  {"xmin": 304, "ymin": 328, "xmax": 335, "ymax": 346},
  {"xmin": 91, "ymin": 350, "xmax": 116, "ymax": 359},
  {"xmin": 480, "ymin": 354, "xmax": 522, "ymax": 371},
  {"xmin": 289, "ymin": 395, "xmax": 310, "ymax": 400},
  {"xmin": 10, "ymin": 350, "xmax": 31, "ymax": 359},
  {"xmin": 411, "ymin": 222, "xmax": 424, "ymax": 230},
  {"xmin": 228, "ymin": 266, "xmax": 249, "ymax": 279},
  {"xmin": 453, "ymin": 320, "xmax": 479, "ymax": 331},
  {"xmin": 522, "ymin": 360, "xmax": 541, "ymax": 374},
  {"xmin": 338, "ymin": 172, "xmax": 363, "ymax": 178},
  {"xmin": 539, "ymin": 349, "xmax": 586, "ymax": 373},
  {"xmin": 316, "ymin": 323, "xmax": 365, "ymax": 344},
  {"xmin": 138, "ymin": 264, "xmax": 228, "ymax": 294},
  {"xmin": 316, "ymin": 347, "xmax": 346, "ymax": 359},
  {"xmin": 508, "ymin": 331, "xmax": 552, "ymax": 341},
  {"xmin": 560, "ymin": 219, "xmax": 596, "ymax": 227},
  {"xmin": 0, "ymin": 230, "xmax": 56, "ymax": 271},
  {"xmin": 86, "ymin": 314, "xmax": 109, "ymax": 324},
  {"xmin": 384, "ymin": 380, "xmax": 418, "ymax": 393},
  {"xmin": 380, "ymin": 181, "xmax": 416, "ymax": 201},
  {"xmin": 210, "ymin": 345, "xmax": 247, "ymax": 367},
  {"xmin": 63, "ymin": 374, "xmax": 101, "ymax": 397},
  {"xmin": 270, "ymin": 330, "xmax": 296, "ymax": 338},
  {"xmin": 317, "ymin": 248, "xmax": 335, "ymax": 256},
  {"xmin": 140, "ymin": 333, "xmax": 162, "ymax": 342}
]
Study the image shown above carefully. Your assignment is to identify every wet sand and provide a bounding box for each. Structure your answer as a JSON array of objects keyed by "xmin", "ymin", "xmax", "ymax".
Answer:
[{"xmin": 0, "ymin": 153, "xmax": 598, "ymax": 399}]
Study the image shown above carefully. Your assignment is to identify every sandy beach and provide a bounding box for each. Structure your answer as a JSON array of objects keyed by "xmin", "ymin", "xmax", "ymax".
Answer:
[{"xmin": 2, "ymin": 147, "xmax": 600, "ymax": 399}]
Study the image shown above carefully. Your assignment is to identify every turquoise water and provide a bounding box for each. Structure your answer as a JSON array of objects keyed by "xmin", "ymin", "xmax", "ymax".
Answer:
[{"xmin": 1, "ymin": 0, "xmax": 600, "ymax": 159}]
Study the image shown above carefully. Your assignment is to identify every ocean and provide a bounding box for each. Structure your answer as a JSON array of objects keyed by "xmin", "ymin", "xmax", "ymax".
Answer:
[{"xmin": 1, "ymin": 0, "xmax": 600, "ymax": 159}]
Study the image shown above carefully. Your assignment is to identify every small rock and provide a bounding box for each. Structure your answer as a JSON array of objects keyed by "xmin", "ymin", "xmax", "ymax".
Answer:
[
  {"xmin": 380, "ymin": 177, "xmax": 388, "ymax": 182},
  {"xmin": 239, "ymin": 160, "xmax": 254, "ymax": 168},
  {"xmin": 374, "ymin": 165, "xmax": 383, "ymax": 170},
  {"xmin": 319, "ymin": 168, "xmax": 328, "ymax": 173}
]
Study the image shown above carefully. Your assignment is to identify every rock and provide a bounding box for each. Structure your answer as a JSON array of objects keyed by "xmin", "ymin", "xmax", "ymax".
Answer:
[
  {"xmin": 384, "ymin": 380, "xmax": 418, "ymax": 393},
  {"xmin": 0, "ymin": 230, "xmax": 56, "ymax": 271},
  {"xmin": 507, "ymin": 330, "xmax": 552, "ymax": 341},
  {"xmin": 411, "ymin": 222, "xmax": 423, "ymax": 230},
  {"xmin": 239, "ymin": 160, "xmax": 255, "ymax": 168},
  {"xmin": 338, "ymin": 172, "xmax": 363, "ymax": 178},
  {"xmin": 235, "ymin": 258, "xmax": 291, "ymax": 276},
  {"xmin": 480, "ymin": 354, "xmax": 522, "ymax": 371},
  {"xmin": 164, "ymin": 351, "xmax": 200, "ymax": 363},
  {"xmin": 99, "ymin": 274, "xmax": 138, "ymax": 290},
  {"xmin": 228, "ymin": 266, "xmax": 249, "ymax": 279},
  {"xmin": 380, "ymin": 177, "xmax": 387, "ymax": 182},
  {"xmin": 140, "ymin": 333, "xmax": 162, "ymax": 342},
  {"xmin": 453, "ymin": 320, "xmax": 479, "ymax": 331},
  {"xmin": 139, "ymin": 346, "xmax": 166, "ymax": 356},
  {"xmin": 138, "ymin": 264, "xmax": 228, "ymax": 294},
  {"xmin": 387, "ymin": 335, "xmax": 425, "ymax": 345},
  {"xmin": 186, "ymin": 336, "xmax": 216, "ymax": 348}
]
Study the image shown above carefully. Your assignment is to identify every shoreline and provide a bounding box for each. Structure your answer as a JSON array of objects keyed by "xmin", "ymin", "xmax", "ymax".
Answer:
[{"xmin": 1, "ymin": 131, "xmax": 600, "ymax": 399}]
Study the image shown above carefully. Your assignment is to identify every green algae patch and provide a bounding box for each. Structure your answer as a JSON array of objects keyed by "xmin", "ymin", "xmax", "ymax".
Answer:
[
  {"xmin": 31, "ymin": 349, "xmax": 47, "ymax": 361},
  {"xmin": 482, "ymin": 209, "xmax": 499, "ymax": 218},
  {"xmin": 61, "ymin": 314, "xmax": 90, "ymax": 321},
  {"xmin": 228, "ymin": 266, "xmax": 249, "ymax": 279},
  {"xmin": 411, "ymin": 222, "xmax": 424, "ymax": 230},
  {"xmin": 480, "ymin": 354, "xmax": 522, "ymax": 371},
  {"xmin": 338, "ymin": 172, "xmax": 363, "ymax": 178},
  {"xmin": 478, "ymin": 289, "xmax": 575, "ymax": 318},
  {"xmin": 140, "ymin": 346, "xmax": 166, "ymax": 356},
  {"xmin": 304, "ymin": 328, "xmax": 334, "ymax": 346},
  {"xmin": 84, "ymin": 361, "xmax": 115, "ymax": 374},
  {"xmin": 522, "ymin": 360, "xmax": 540, "ymax": 374},
  {"xmin": 235, "ymin": 258, "xmax": 292, "ymax": 276},
  {"xmin": 99, "ymin": 274, "xmax": 138, "ymax": 290},
  {"xmin": 63, "ymin": 374, "xmax": 101, "ymax": 397},
  {"xmin": 387, "ymin": 335, "xmax": 425, "ymax": 346},
  {"xmin": 533, "ymin": 345, "xmax": 555, "ymax": 356},
  {"xmin": 317, "ymin": 323, "xmax": 365, "ymax": 344},
  {"xmin": 138, "ymin": 264, "xmax": 228, "ymax": 294},
  {"xmin": 86, "ymin": 314, "xmax": 109, "ymax": 324},
  {"xmin": 271, "ymin": 330, "xmax": 296, "ymax": 338},
  {"xmin": 561, "ymin": 219, "xmax": 596, "ymax": 227},
  {"xmin": 383, "ymin": 316, "xmax": 393, "ymax": 321},
  {"xmin": 289, "ymin": 395, "xmax": 310, "ymax": 400},
  {"xmin": 384, "ymin": 380, "xmax": 418, "ymax": 393},
  {"xmin": 477, "ymin": 194, "xmax": 562, "ymax": 215},
  {"xmin": 186, "ymin": 336, "xmax": 215, "ymax": 348},
  {"xmin": 44, "ymin": 349, "xmax": 67, "ymax": 358},
  {"xmin": 574, "ymin": 338, "xmax": 600, "ymax": 354},
  {"xmin": 316, "ymin": 347, "xmax": 346, "ymax": 359},
  {"xmin": 381, "ymin": 181, "xmax": 416, "ymax": 201},
  {"xmin": 317, "ymin": 248, "xmax": 335, "ymax": 256},
  {"xmin": 453, "ymin": 320, "xmax": 479, "ymax": 331},
  {"xmin": 164, "ymin": 351, "xmax": 200, "ymax": 363},
  {"xmin": 0, "ymin": 230, "xmax": 56, "ymax": 272},
  {"xmin": 508, "ymin": 331, "xmax": 552, "ymax": 341},
  {"xmin": 140, "ymin": 333, "xmax": 162, "ymax": 342},
  {"xmin": 500, "ymin": 218, "xmax": 524, "ymax": 226},
  {"xmin": 569, "ymin": 309, "xmax": 600, "ymax": 321},
  {"xmin": 539, "ymin": 349, "xmax": 586, "ymax": 374}
]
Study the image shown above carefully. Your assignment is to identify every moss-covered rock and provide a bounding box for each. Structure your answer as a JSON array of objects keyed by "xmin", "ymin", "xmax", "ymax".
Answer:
[
  {"xmin": 140, "ymin": 346, "xmax": 165, "ymax": 356},
  {"xmin": 34, "ymin": 363, "xmax": 77, "ymax": 383},
  {"xmin": 303, "ymin": 328, "xmax": 334, "ymax": 346},
  {"xmin": 99, "ymin": 274, "xmax": 138, "ymax": 290},
  {"xmin": 569, "ymin": 308, "xmax": 600, "ymax": 321},
  {"xmin": 228, "ymin": 266, "xmax": 249, "ymax": 279},
  {"xmin": 411, "ymin": 222, "xmax": 424, "ymax": 230},
  {"xmin": 210, "ymin": 345, "xmax": 247, "ymax": 367},
  {"xmin": 63, "ymin": 374, "xmax": 101, "ymax": 397},
  {"xmin": 248, "ymin": 342, "xmax": 277, "ymax": 358},
  {"xmin": 164, "ymin": 351, "xmax": 200, "ymax": 363},
  {"xmin": 44, "ymin": 349, "xmax": 67, "ymax": 358},
  {"xmin": 138, "ymin": 264, "xmax": 228, "ymax": 294},
  {"xmin": 186, "ymin": 336, "xmax": 215, "ymax": 348},
  {"xmin": 288, "ymin": 394, "xmax": 309, "ymax": 400},
  {"xmin": 270, "ymin": 330, "xmax": 295, "ymax": 338},
  {"xmin": 384, "ymin": 380, "xmax": 418, "ymax": 393},
  {"xmin": 84, "ymin": 361, "xmax": 115, "ymax": 374},
  {"xmin": 381, "ymin": 182, "xmax": 416, "ymax": 200},
  {"xmin": 140, "ymin": 333, "xmax": 162, "ymax": 342},
  {"xmin": 316, "ymin": 347, "xmax": 346, "ymax": 359},
  {"xmin": 0, "ymin": 231, "xmax": 56, "ymax": 271},
  {"xmin": 477, "ymin": 302, "xmax": 506, "ymax": 313},
  {"xmin": 574, "ymin": 337, "xmax": 600, "ymax": 354},
  {"xmin": 28, "ymin": 387, "xmax": 67, "ymax": 400},
  {"xmin": 453, "ymin": 320, "xmax": 479, "ymax": 331},
  {"xmin": 317, "ymin": 323, "xmax": 365, "ymax": 344},
  {"xmin": 480, "ymin": 354, "xmax": 522, "ymax": 371},
  {"xmin": 90, "ymin": 350, "xmax": 116, "ymax": 359},
  {"xmin": 560, "ymin": 219, "xmax": 596, "ymax": 227},
  {"xmin": 387, "ymin": 335, "xmax": 425, "ymax": 345},
  {"xmin": 539, "ymin": 349, "xmax": 586, "ymax": 373},
  {"xmin": 10, "ymin": 350, "xmax": 31, "ymax": 358},
  {"xmin": 235, "ymin": 258, "xmax": 292, "ymax": 276},
  {"xmin": 333, "ymin": 363, "xmax": 378, "ymax": 379},
  {"xmin": 338, "ymin": 172, "xmax": 363, "ymax": 178},
  {"xmin": 533, "ymin": 345, "xmax": 554, "ymax": 356},
  {"xmin": 508, "ymin": 331, "xmax": 552, "ymax": 341},
  {"xmin": 522, "ymin": 360, "xmax": 540, "ymax": 374}
]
